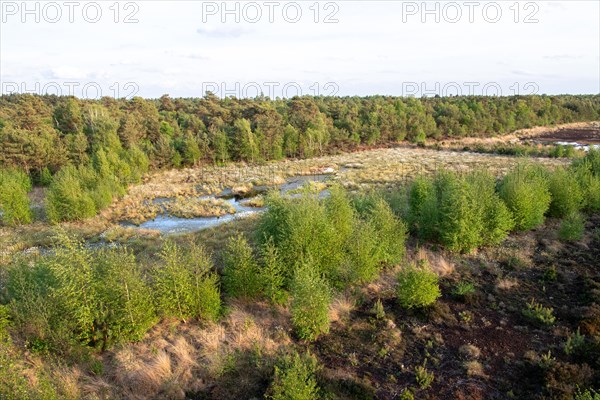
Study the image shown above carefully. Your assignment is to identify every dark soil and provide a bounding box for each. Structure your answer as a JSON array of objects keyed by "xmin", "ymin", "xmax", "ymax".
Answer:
[
  {"xmin": 310, "ymin": 215, "xmax": 600, "ymax": 399},
  {"xmin": 535, "ymin": 127, "xmax": 600, "ymax": 145}
]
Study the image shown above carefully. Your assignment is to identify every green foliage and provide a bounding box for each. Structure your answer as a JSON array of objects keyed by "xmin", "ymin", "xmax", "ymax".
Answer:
[
  {"xmin": 268, "ymin": 351, "xmax": 320, "ymax": 400},
  {"xmin": 366, "ymin": 197, "xmax": 407, "ymax": 265},
  {"xmin": 564, "ymin": 329, "xmax": 586, "ymax": 356},
  {"xmin": 396, "ymin": 262, "xmax": 441, "ymax": 309},
  {"xmin": 0, "ymin": 168, "xmax": 32, "ymax": 226},
  {"xmin": 548, "ymin": 167, "xmax": 583, "ymax": 218},
  {"xmin": 290, "ymin": 262, "xmax": 332, "ymax": 341},
  {"xmin": 222, "ymin": 234, "xmax": 261, "ymax": 299},
  {"xmin": 372, "ymin": 299, "xmax": 385, "ymax": 320},
  {"xmin": 499, "ymin": 164, "xmax": 551, "ymax": 231},
  {"xmin": 152, "ymin": 241, "xmax": 221, "ymax": 322},
  {"xmin": 259, "ymin": 239, "xmax": 288, "ymax": 305},
  {"xmin": 45, "ymin": 165, "xmax": 98, "ymax": 223},
  {"xmin": 575, "ymin": 388, "xmax": 600, "ymax": 400},
  {"xmin": 409, "ymin": 171, "xmax": 513, "ymax": 252},
  {"xmin": 452, "ymin": 281, "xmax": 476, "ymax": 300},
  {"xmin": 522, "ymin": 299, "xmax": 556, "ymax": 326},
  {"xmin": 408, "ymin": 176, "xmax": 438, "ymax": 241},
  {"xmin": 258, "ymin": 188, "xmax": 406, "ymax": 290},
  {"xmin": 415, "ymin": 365, "xmax": 434, "ymax": 389},
  {"xmin": 7, "ymin": 233, "xmax": 157, "ymax": 352},
  {"xmin": 559, "ymin": 212, "xmax": 585, "ymax": 242}
]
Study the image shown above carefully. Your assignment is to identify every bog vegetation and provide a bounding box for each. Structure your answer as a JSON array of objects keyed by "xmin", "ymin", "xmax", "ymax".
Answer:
[
  {"xmin": 1, "ymin": 94, "xmax": 600, "ymax": 398},
  {"xmin": 0, "ymin": 94, "xmax": 598, "ymax": 224}
]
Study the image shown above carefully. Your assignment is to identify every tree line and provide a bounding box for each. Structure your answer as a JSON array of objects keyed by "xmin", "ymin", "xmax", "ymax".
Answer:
[{"xmin": 1, "ymin": 93, "xmax": 598, "ymax": 176}]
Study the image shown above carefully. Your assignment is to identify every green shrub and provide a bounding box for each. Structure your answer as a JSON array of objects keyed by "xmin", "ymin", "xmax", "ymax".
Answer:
[
  {"xmin": 222, "ymin": 234, "xmax": 261, "ymax": 299},
  {"xmin": 408, "ymin": 176, "xmax": 438, "ymax": 241},
  {"xmin": 45, "ymin": 165, "xmax": 97, "ymax": 223},
  {"xmin": 0, "ymin": 178, "xmax": 32, "ymax": 226},
  {"xmin": 367, "ymin": 197, "xmax": 407, "ymax": 265},
  {"xmin": 415, "ymin": 365, "xmax": 434, "ymax": 389},
  {"xmin": 343, "ymin": 219, "xmax": 381, "ymax": 284},
  {"xmin": 548, "ymin": 167, "xmax": 583, "ymax": 218},
  {"xmin": 564, "ymin": 329, "xmax": 586, "ymax": 356},
  {"xmin": 0, "ymin": 168, "xmax": 31, "ymax": 192},
  {"xmin": 268, "ymin": 351, "xmax": 320, "ymax": 400},
  {"xmin": 259, "ymin": 239, "xmax": 288, "ymax": 305},
  {"xmin": 575, "ymin": 388, "xmax": 600, "ymax": 400},
  {"xmin": 257, "ymin": 192, "xmax": 342, "ymax": 280},
  {"xmin": 522, "ymin": 299, "xmax": 555, "ymax": 326},
  {"xmin": 499, "ymin": 164, "xmax": 551, "ymax": 231},
  {"xmin": 7, "ymin": 233, "xmax": 157, "ymax": 352},
  {"xmin": 573, "ymin": 164, "xmax": 600, "ymax": 212},
  {"xmin": 290, "ymin": 262, "xmax": 331, "ymax": 341},
  {"xmin": 396, "ymin": 262, "xmax": 441, "ymax": 309},
  {"xmin": 437, "ymin": 172, "xmax": 484, "ymax": 252},
  {"xmin": 152, "ymin": 241, "xmax": 221, "ymax": 322},
  {"xmin": 559, "ymin": 212, "xmax": 585, "ymax": 242},
  {"xmin": 452, "ymin": 281, "xmax": 476, "ymax": 300},
  {"xmin": 409, "ymin": 171, "xmax": 512, "ymax": 252}
]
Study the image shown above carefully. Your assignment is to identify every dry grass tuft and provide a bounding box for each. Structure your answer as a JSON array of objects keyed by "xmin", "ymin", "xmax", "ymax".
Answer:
[
  {"xmin": 459, "ymin": 344, "xmax": 482, "ymax": 360},
  {"xmin": 329, "ymin": 294, "xmax": 356, "ymax": 323},
  {"xmin": 464, "ymin": 360, "xmax": 487, "ymax": 378},
  {"xmin": 496, "ymin": 277, "xmax": 520, "ymax": 291}
]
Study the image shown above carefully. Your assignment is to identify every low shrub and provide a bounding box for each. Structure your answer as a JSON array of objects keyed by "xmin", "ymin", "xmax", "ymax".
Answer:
[
  {"xmin": 7, "ymin": 233, "xmax": 157, "ymax": 352},
  {"xmin": 152, "ymin": 241, "xmax": 221, "ymax": 322},
  {"xmin": 222, "ymin": 234, "xmax": 261, "ymax": 299},
  {"xmin": 0, "ymin": 168, "xmax": 32, "ymax": 226},
  {"xmin": 290, "ymin": 262, "xmax": 331, "ymax": 341},
  {"xmin": 498, "ymin": 164, "xmax": 551, "ymax": 231},
  {"xmin": 415, "ymin": 365, "xmax": 434, "ymax": 389},
  {"xmin": 452, "ymin": 281, "xmax": 476, "ymax": 301},
  {"xmin": 548, "ymin": 167, "xmax": 583, "ymax": 218},
  {"xmin": 409, "ymin": 170, "xmax": 513, "ymax": 252},
  {"xmin": 268, "ymin": 351, "xmax": 320, "ymax": 400},
  {"xmin": 396, "ymin": 262, "xmax": 441, "ymax": 309},
  {"xmin": 259, "ymin": 239, "xmax": 288, "ymax": 305},
  {"xmin": 559, "ymin": 212, "xmax": 585, "ymax": 242},
  {"xmin": 45, "ymin": 165, "xmax": 98, "ymax": 223},
  {"xmin": 522, "ymin": 299, "xmax": 556, "ymax": 326}
]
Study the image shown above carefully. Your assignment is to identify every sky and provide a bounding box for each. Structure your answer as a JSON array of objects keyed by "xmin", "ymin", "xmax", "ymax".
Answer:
[{"xmin": 1, "ymin": 0, "xmax": 598, "ymax": 98}]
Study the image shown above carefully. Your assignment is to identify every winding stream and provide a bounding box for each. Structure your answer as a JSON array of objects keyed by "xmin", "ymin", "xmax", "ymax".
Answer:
[{"xmin": 120, "ymin": 173, "xmax": 333, "ymax": 235}]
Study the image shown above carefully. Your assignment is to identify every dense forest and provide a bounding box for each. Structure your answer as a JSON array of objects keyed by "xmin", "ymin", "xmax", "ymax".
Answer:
[
  {"xmin": 1, "ymin": 94, "xmax": 599, "ymax": 175},
  {"xmin": 0, "ymin": 93, "xmax": 598, "ymax": 224}
]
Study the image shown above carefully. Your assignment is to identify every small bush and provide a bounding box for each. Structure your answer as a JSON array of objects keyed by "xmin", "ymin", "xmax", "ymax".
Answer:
[
  {"xmin": 290, "ymin": 262, "xmax": 332, "ymax": 341},
  {"xmin": 452, "ymin": 281, "xmax": 476, "ymax": 301},
  {"xmin": 396, "ymin": 262, "xmax": 441, "ymax": 309},
  {"xmin": 45, "ymin": 165, "xmax": 97, "ymax": 223},
  {"xmin": 548, "ymin": 167, "xmax": 583, "ymax": 218},
  {"xmin": 409, "ymin": 171, "xmax": 513, "ymax": 252},
  {"xmin": 415, "ymin": 365, "xmax": 434, "ymax": 389},
  {"xmin": 152, "ymin": 241, "xmax": 221, "ymax": 322},
  {"xmin": 268, "ymin": 351, "xmax": 320, "ymax": 400},
  {"xmin": 222, "ymin": 234, "xmax": 261, "ymax": 299},
  {"xmin": 522, "ymin": 299, "xmax": 556, "ymax": 326},
  {"xmin": 564, "ymin": 329, "xmax": 586, "ymax": 356},
  {"xmin": 499, "ymin": 164, "xmax": 551, "ymax": 231},
  {"xmin": 367, "ymin": 197, "xmax": 407, "ymax": 265},
  {"xmin": 259, "ymin": 239, "xmax": 288, "ymax": 305},
  {"xmin": 559, "ymin": 212, "xmax": 585, "ymax": 242},
  {"xmin": 0, "ymin": 178, "xmax": 32, "ymax": 226},
  {"xmin": 408, "ymin": 176, "xmax": 438, "ymax": 241},
  {"xmin": 575, "ymin": 388, "xmax": 600, "ymax": 400},
  {"xmin": 0, "ymin": 168, "xmax": 32, "ymax": 226}
]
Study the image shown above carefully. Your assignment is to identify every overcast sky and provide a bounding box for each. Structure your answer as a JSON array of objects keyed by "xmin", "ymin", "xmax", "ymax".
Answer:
[{"xmin": 1, "ymin": 0, "xmax": 598, "ymax": 98}]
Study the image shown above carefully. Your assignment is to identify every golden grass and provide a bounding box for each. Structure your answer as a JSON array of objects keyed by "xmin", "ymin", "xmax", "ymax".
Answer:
[{"xmin": 329, "ymin": 294, "xmax": 356, "ymax": 324}]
